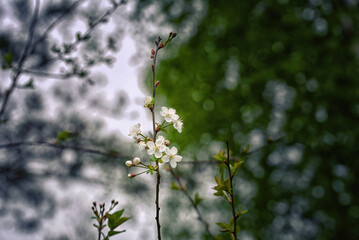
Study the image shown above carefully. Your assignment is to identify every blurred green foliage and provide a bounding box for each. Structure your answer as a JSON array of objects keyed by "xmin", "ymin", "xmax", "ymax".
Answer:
[{"xmin": 142, "ymin": 0, "xmax": 359, "ymax": 239}]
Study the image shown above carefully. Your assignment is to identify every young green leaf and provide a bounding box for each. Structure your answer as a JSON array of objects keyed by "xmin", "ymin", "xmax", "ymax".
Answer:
[
  {"xmin": 194, "ymin": 192, "xmax": 202, "ymax": 206},
  {"xmin": 57, "ymin": 131, "xmax": 74, "ymax": 141},
  {"xmin": 171, "ymin": 182, "xmax": 181, "ymax": 191},
  {"xmin": 108, "ymin": 230, "xmax": 126, "ymax": 236}
]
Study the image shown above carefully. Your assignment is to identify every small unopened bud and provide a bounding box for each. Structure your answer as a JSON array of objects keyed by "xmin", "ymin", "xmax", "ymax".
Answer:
[
  {"xmin": 172, "ymin": 32, "xmax": 177, "ymax": 38},
  {"xmin": 111, "ymin": 199, "xmax": 115, "ymax": 204},
  {"xmin": 93, "ymin": 201, "xmax": 97, "ymax": 206},
  {"xmin": 148, "ymin": 138, "xmax": 153, "ymax": 142},
  {"xmin": 128, "ymin": 173, "xmax": 136, "ymax": 179},
  {"xmin": 137, "ymin": 138, "xmax": 141, "ymax": 143},
  {"xmin": 99, "ymin": 203, "xmax": 104, "ymax": 208},
  {"xmin": 156, "ymin": 125, "xmax": 161, "ymax": 132},
  {"xmin": 125, "ymin": 161, "xmax": 133, "ymax": 167},
  {"xmin": 164, "ymin": 140, "xmax": 170, "ymax": 146},
  {"xmin": 133, "ymin": 157, "xmax": 141, "ymax": 165},
  {"xmin": 151, "ymin": 49, "xmax": 155, "ymax": 55},
  {"xmin": 169, "ymin": 32, "xmax": 173, "ymax": 37},
  {"xmin": 155, "ymin": 81, "xmax": 160, "ymax": 87},
  {"xmin": 150, "ymin": 54, "xmax": 154, "ymax": 59},
  {"xmin": 159, "ymin": 42, "xmax": 164, "ymax": 49},
  {"xmin": 152, "ymin": 64, "xmax": 155, "ymax": 71}
]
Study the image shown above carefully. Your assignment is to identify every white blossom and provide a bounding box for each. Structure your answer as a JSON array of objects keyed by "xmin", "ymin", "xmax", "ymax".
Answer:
[
  {"xmin": 133, "ymin": 157, "xmax": 141, "ymax": 165},
  {"xmin": 144, "ymin": 96, "xmax": 152, "ymax": 106},
  {"xmin": 147, "ymin": 136, "xmax": 166, "ymax": 158},
  {"xmin": 139, "ymin": 141, "xmax": 146, "ymax": 150},
  {"xmin": 162, "ymin": 146, "xmax": 182, "ymax": 168},
  {"xmin": 160, "ymin": 107, "xmax": 179, "ymax": 122},
  {"xmin": 125, "ymin": 161, "xmax": 133, "ymax": 167},
  {"xmin": 173, "ymin": 119, "xmax": 183, "ymax": 133},
  {"xmin": 128, "ymin": 123, "xmax": 141, "ymax": 138}
]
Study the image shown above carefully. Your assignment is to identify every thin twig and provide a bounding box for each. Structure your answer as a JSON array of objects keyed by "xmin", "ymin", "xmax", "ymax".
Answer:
[
  {"xmin": 27, "ymin": 0, "xmax": 126, "ymax": 71},
  {"xmin": 169, "ymin": 167, "xmax": 215, "ymax": 239},
  {"xmin": 20, "ymin": 69, "xmax": 73, "ymax": 79},
  {"xmin": 226, "ymin": 141, "xmax": 237, "ymax": 240},
  {"xmin": 0, "ymin": 140, "xmax": 129, "ymax": 159},
  {"xmin": 0, "ymin": 0, "xmax": 40, "ymax": 120},
  {"xmin": 28, "ymin": 0, "xmax": 85, "ymax": 57},
  {"xmin": 151, "ymin": 37, "xmax": 162, "ymax": 240}
]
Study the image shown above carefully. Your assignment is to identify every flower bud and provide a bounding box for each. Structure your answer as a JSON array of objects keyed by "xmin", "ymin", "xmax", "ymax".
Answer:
[
  {"xmin": 128, "ymin": 173, "xmax": 135, "ymax": 179},
  {"xmin": 125, "ymin": 161, "xmax": 133, "ymax": 167},
  {"xmin": 172, "ymin": 32, "xmax": 177, "ymax": 38},
  {"xmin": 155, "ymin": 81, "xmax": 160, "ymax": 87},
  {"xmin": 159, "ymin": 42, "xmax": 164, "ymax": 49},
  {"xmin": 151, "ymin": 49, "xmax": 155, "ymax": 55},
  {"xmin": 93, "ymin": 201, "xmax": 97, "ymax": 206},
  {"xmin": 133, "ymin": 157, "xmax": 141, "ymax": 165},
  {"xmin": 164, "ymin": 140, "xmax": 170, "ymax": 146},
  {"xmin": 156, "ymin": 125, "xmax": 161, "ymax": 132},
  {"xmin": 150, "ymin": 54, "xmax": 154, "ymax": 59}
]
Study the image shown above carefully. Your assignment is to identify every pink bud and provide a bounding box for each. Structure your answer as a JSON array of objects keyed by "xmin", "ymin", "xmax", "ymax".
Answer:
[
  {"xmin": 155, "ymin": 81, "xmax": 160, "ymax": 87},
  {"xmin": 128, "ymin": 173, "xmax": 136, "ymax": 179},
  {"xmin": 151, "ymin": 49, "xmax": 155, "ymax": 55}
]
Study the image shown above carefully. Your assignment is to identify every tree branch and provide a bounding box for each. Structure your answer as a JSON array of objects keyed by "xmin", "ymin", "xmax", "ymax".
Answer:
[
  {"xmin": 169, "ymin": 167, "xmax": 215, "ymax": 239},
  {"xmin": 0, "ymin": 0, "xmax": 40, "ymax": 120},
  {"xmin": 0, "ymin": 140, "xmax": 129, "ymax": 159}
]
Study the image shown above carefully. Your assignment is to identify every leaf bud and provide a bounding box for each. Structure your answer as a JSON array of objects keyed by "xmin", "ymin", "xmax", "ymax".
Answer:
[
  {"xmin": 155, "ymin": 81, "xmax": 160, "ymax": 87},
  {"xmin": 151, "ymin": 49, "xmax": 155, "ymax": 55}
]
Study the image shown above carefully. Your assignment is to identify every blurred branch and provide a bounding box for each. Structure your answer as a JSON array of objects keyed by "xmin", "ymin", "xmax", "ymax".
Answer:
[
  {"xmin": 168, "ymin": 167, "xmax": 215, "ymax": 239},
  {"xmin": 20, "ymin": 69, "xmax": 73, "ymax": 80},
  {"xmin": 27, "ymin": 0, "xmax": 127, "ymax": 71},
  {"xmin": 28, "ymin": 0, "xmax": 86, "ymax": 55},
  {"xmin": 182, "ymin": 134, "xmax": 285, "ymax": 164},
  {"xmin": 0, "ymin": 140, "xmax": 129, "ymax": 160},
  {"xmin": 0, "ymin": 0, "xmax": 40, "ymax": 120}
]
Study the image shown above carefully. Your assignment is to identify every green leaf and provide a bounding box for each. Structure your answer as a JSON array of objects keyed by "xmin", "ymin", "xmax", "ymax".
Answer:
[
  {"xmin": 57, "ymin": 131, "xmax": 74, "ymax": 141},
  {"xmin": 194, "ymin": 192, "xmax": 202, "ymax": 206},
  {"xmin": 108, "ymin": 230, "xmax": 126, "ymax": 236},
  {"xmin": 214, "ymin": 176, "xmax": 221, "ymax": 185},
  {"xmin": 107, "ymin": 209, "xmax": 130, "ymax": 231},
  {"xmin": 3, "ymin": 52, "xmax": 13, "ymax": 66},
  {"xmin": 231, "ymin": 161, "xmax": 243, "ymax": 177},
  {"xmin": 171, "ymin": 182, "xmax": 181, "ymax": 191},
  {"xmin": 24, "ymin": 78, "xmax": 34, "ymax": 89},
  {"xmin": 216, "ymin": 222, "xmax": 231, "ymax": 232},
  {"xmin": 213, "ymin": 150, "xmax": 225, "ymax": 162},
  {"xmin": 76, "ymin": 32, "xmax": 82, "ymax": 41}
]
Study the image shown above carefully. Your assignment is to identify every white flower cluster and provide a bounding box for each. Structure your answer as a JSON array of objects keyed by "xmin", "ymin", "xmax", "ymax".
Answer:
[
  {"xmin": 160, "ymin": 107, "xmax": 183, "ymax": 133},
  {"xmin": 126, "ymin": 97, "xmax": 184, "ymax": 170}
]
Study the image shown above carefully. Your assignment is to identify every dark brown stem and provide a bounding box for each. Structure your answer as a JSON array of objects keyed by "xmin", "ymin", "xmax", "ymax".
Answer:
[
  {"xmin": 169, "ymin": 168, "xmax": 215, "ymax": 239},
  {"xmin": 226, "ymin": 141, "xmax": 237, "ymax": 240},
  {"xmin": 151, "ymin": 38, "xmax": 162, "ymax": 240}
]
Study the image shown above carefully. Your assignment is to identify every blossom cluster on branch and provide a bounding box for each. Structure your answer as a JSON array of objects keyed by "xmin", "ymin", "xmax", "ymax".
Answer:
[{"xmin": 126, "ymin": 97, "xmax": 184, "ymax": 178}]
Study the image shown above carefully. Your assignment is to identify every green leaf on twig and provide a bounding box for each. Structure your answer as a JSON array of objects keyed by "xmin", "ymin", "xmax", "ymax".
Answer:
[
  {"xmin": 107, "ymin": 209, "xmax": 130, "ymax": 231},
  {"xmin": 171, "ymin": 182, "xmax": 181, "ymax": 191},
  {"xmin": 57, "ymin": 131, "xmax": 75, "ymax": 142},
  {"xmin": 194, "ymin": 192, "xmax": 202, "ymax": 206}
]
